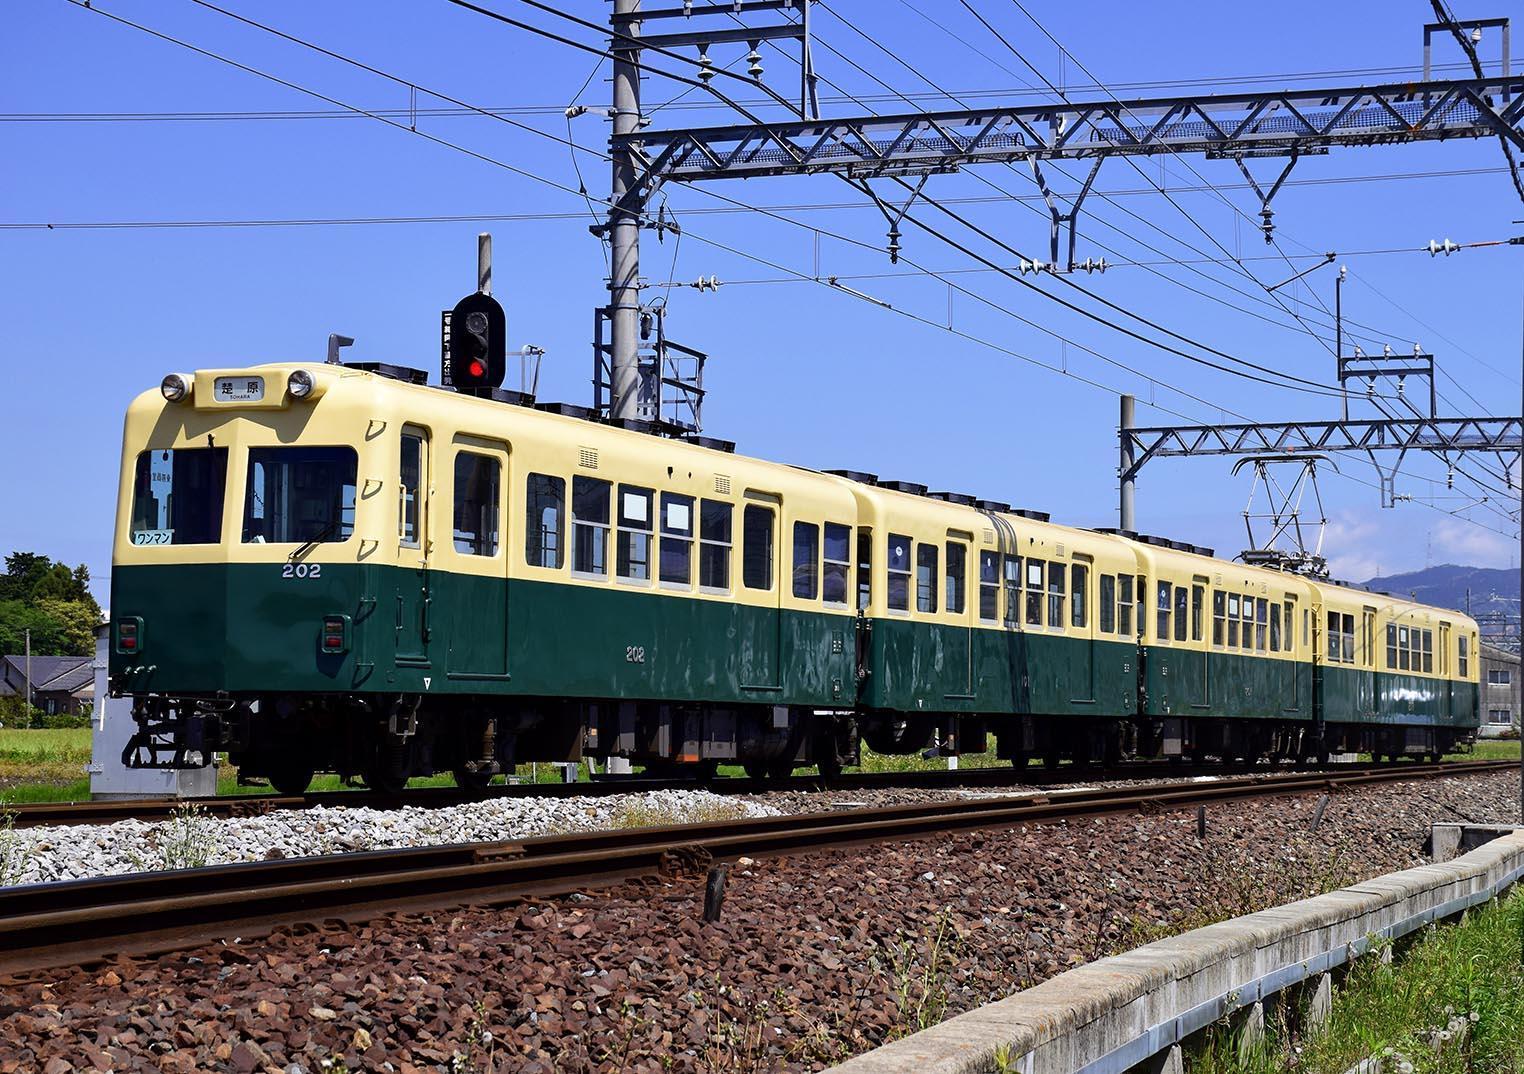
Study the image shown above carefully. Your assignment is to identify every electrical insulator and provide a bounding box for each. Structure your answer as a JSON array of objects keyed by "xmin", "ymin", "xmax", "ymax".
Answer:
[
  {"xmin": 1427, "ymin": 238, "xmax": 1460, "ymax": 256},
  {"xmin": 1366, "ymin": 377, "xmax": 1376, "ymax": 397},
  {"xmin": 747, "ymin": 45, "xmax": 764, "ymax": 79},
  {"xmin": 1414, "ymin": 342, "xmax": 1422, "ymax": 355},
  {"xmin": 1077, "ymin": 257, "xmax": 1107, "ymax": 274},
  {"xmin": 696, "ymin": 47, "xmax": 714, "ymax": 82},
  {"xmin": 1396, "ymin": 375, "xmax": 1406, "ymax": 396},
  {"xmin": 689, "ymin": 275, "xmax": 721, "ymax": 292},
  {"xmin": 640, "ymin": 312, "xmax": 653, "ymax": 340},
  {"xmin": 1353, "ymin": 345, "xmax": 1365, "ymax": 359},
  {"xmin": 886, "ymin": 223, "xmax": 901, "ymax": 264},
  {"xmin": 1383, "ymin": 344, "xmax": 1394, "ymax": 357},
  {"xmin": 1447, "ymin": 465, "xmax": 1455, "ymax": 490}
]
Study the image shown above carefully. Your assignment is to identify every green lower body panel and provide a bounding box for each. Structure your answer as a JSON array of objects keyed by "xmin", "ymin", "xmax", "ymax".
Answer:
[
  {"xmin": 1320, "ymin": 665, "xmax": 1479, "ymax": 730},
  {"xmin": 863, "ymin": 619, "xmax": 1135, "ymax": 717},
  {"xmin": 110, "ymin": 563, "xmax": 853, "ymax": 707},
  {"xmin": 1144, "ymin": 648, "xmax": 1309, "ymax": 721}
]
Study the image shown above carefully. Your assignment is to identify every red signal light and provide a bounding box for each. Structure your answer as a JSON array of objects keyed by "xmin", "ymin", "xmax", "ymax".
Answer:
[{"xmin": 467, "ymin": 358, "xmax": 486, "ymax": 379}]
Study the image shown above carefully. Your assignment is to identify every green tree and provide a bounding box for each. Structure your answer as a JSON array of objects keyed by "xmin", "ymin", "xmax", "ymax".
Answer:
[{"xmin": 0, "ymin": 553, "xmax": 103, "ymax": 657}]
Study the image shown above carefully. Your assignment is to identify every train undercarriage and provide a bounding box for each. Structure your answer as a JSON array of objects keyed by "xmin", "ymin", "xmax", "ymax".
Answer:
[{"xmin": 121, "ymin": 692, "xmax": 1473, "ymax": 795}]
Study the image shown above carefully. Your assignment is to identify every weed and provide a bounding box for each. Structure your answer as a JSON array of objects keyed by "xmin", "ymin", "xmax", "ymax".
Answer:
[
  {"xmin": 606, "ymin": 797, "xmax": 754, "ymax": 830},
  {"xmin": 0, "ymin": 802, "xmax": 36, "ymax": 886},
  {"xmin": 153, "ymin": 802, "xmax": 221, "ymax": 871},
  {"xmin": 884, "ymin": 908, "xmax": 963, "ymax": 1038}
]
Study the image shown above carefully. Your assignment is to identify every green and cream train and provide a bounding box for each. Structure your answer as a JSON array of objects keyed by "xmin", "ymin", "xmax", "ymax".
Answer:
[{"xmin": 110, "ymin": 360, "xmax": 1481, "ymax": 792}]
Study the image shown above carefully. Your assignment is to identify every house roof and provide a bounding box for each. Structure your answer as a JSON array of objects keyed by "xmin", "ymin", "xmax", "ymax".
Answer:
[
  {"xmin": 37, "ymin": 662, "xmax": 95, "ymax": 694},
  {"xmin": 0, "ymin": 655, "xmax": 92, "ymax": 694}
]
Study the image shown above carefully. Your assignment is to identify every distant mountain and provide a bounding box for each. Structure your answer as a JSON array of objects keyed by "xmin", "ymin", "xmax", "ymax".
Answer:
[{"xmin": 1360, "ymin": 563, "xmax": 1519, "ymax": 626}]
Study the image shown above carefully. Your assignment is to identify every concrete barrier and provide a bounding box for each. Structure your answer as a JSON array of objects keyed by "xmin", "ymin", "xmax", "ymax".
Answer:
[{"xmin": 830, "ymin": 828, "xmax": 1524, "ymax": 1074}]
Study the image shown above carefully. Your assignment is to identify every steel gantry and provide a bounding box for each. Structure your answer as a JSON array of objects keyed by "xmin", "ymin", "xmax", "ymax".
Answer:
[
  {"xmin": 602, "ymin": 6, "xmax": 1524, "ymax": 416},
  {"xmin": 1118, "ymin": 400, "xmax": 1522, "ymax": 533}
]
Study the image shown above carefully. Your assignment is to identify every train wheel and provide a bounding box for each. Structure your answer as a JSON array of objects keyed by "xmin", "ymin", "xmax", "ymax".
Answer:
[
  {"xmin": 364, "ymin": 742, "xmax": 410, "ymax": 796},
  {"xmin": 816, "ymin": 756, "xmax": 843, "ymax": 782},
  {"xmin": 768, "ymin": 761, "xmax": 795, "ymax": 781},
  {"xmin": 452, "ymin": 764, "xmax": 494, "ymax": 794},
  {"xmin": 743, "ymin": 761, "xmax": 770, "ymax": 781},
  {"xmin": 267, "ymin": 761, "xmax": 315, "ymax": 798}
]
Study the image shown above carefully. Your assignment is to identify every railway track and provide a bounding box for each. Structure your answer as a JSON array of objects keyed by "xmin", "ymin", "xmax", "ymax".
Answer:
[
  {"xmin": 0, "ymin": 760, "xmax": 1508, "ymax": 976},
  {"xmin": 7, "ymin": 756, "xmax": 1502, "ymax": 828}
]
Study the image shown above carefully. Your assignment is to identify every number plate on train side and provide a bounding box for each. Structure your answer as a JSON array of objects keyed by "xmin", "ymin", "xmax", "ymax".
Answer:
[{"xmin": 214, "ymin": 376, "xmax": 265, "ymax": 402}]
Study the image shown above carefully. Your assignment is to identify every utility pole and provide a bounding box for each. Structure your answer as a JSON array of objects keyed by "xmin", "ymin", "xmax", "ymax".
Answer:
[
  {"xmin": 1119, "ymin": 394, "xmax": 1136, "ymax": 532},
  {"xmin": 23, "ymin": 627, "xmax": 31, "ymax": 715},
  {"xmin": 607, "ymin": 0, "xmax": 643, "ymax": 421}
]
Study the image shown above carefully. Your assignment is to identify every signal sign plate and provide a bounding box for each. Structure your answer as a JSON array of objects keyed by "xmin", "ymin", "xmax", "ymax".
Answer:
[{"xmin": 214, "ymin": 376, "xmax": 265, "ymax": 402}]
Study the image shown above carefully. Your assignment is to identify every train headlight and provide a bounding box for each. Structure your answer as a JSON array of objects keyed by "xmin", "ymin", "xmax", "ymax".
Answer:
[
  {"xmin": 287, "ymin": 369, "xmax": 316, "ymax": 399},
  {"xmin": 160, "ymin": 373, "xmax": 191, "ymax": 403}
]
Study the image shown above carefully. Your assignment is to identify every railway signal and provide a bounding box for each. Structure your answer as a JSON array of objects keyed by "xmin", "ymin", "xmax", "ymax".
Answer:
[{"xmin": 442, "ymin": 232, "xmax": 507, "ymax": 393}]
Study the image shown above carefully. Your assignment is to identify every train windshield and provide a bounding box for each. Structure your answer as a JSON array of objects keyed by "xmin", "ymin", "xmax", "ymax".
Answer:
[
  {"xmin": 130, "ymin": 447, "xmax": 229, "ymax": 546},
  {"xmin": 242, "ymin": 446, "xmax": 357, "ymax": 545}
]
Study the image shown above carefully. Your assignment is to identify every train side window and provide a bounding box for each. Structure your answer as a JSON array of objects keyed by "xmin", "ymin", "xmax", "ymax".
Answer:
[
  {"xmin": 945, "ymin": 542, "xmax": 967, "ymax": 615},
  {"xmin": 1386, "ymin": 623, "xmax": 1398, "ymax": 668},
  {"xmin": 1240, "ymin": 597, "xmax": 1254, "ymax": 651},
  {"xmin": 525, "ymin": 473, "xmax": 565, "ymax": 568},
  {"xmin": 856, "ymin": 529, "xmax": 873, "ymax": 610},
  {"xmin": 1284, "ymin": 601, "xmax": 1295, "ymax": 653},
  {"xmin": 823, "ymin": 523, "xmax": 851, "ymax": 606},
  {"xmin": 615, "ymin": 486, "xmax": 654, "ymax": 583},
  {"xmin": 1227, "ymin": 595, "xmax": 1240, "ymax": 648},
  {"xmin": 399, "ymin": 434, "xmax": 423, "ymax": 549},
  {"xmin": 917, "ymin": 543, "xmax": 939, "ymax": 614},
  {"xmin": 1136, "ymin": 576, "xmax": 1148, "ymax": 640},
  {"xmin": 1174, "ymin": 586, "xmax": 1188, "ymax": 642},
  {"xmin": 1003, "ymin": 555, "xmax": 1021, "ymax": 626},
  {"xmin": 1327, "ymin": 612, "xmax": 1341, "ymax": 661},
  {"xmin": 1340, "ymin": 613, "xmax": 1355, "ymax": 663},
  {"xmin": 743, "ymin": 505, "xmax": 774, "ymax": 590},
  {"xmin": 1255, "ymin": 598, "xmax": 1268, "ymax": 653},
  {"xmin": 1117, "ymin": 574, "xmax": 1134, "ymax": 637},
  {"xmin": 1213, "ymin": 591, "xmax": 1226, "ymax": 646},
  {"xmin": 452, "ymin": 453, "xmax": 500, "ymax": 556},
  {"xmin": 887, "ymin": 534, "xmax": 911, "ymax": 611},
  {"xmin": 699, "ymin": 500, "xmax": 732, "ymax": 591},
  {"xmin": 1191, "ymin": 584, "xmax": 1204, "ymax": 642},
  {"xmin": 1071, "ymin": 564, "xmax": 1088, "ymax": 629},
  {"xmin": 1422, "ymin": 629, "xmax": 1434, "ymax": 673},
  {"xmin": 1397, "ymin": 626, "xmax": 1410, "ymax": 670},
  {"xmin": 572, "ymin": 476, "xmax": 610, "ymax": 577},
  {"xmin": 1047, "ymin": 563, "xmax": 1066, "ymax": 628},
  {"xmin": 1155, "ymin": 581, "xmax": 1171, "ymax": 642},
  {"xmin": 1099, "ymin": 574, "xmax": 1115, "ymax": 634},
  {"xmin": 1270, "ymin": 602, "xmax": 1281, "ymax": 652},
  {"xmin": 793, "ymin": 521, "xmax": 820, "ymax": 600},
  {"xmin": 1025, "ymin": 560, "xmax": 1045, "ymax": 627},
  {"xmin": 659, "ymin": 493, "xmax": 694, "ymax": 587},
  {"xmin": 979, "ymin": 551, "xmax": 1001, "ymax": 622},
  {"xmin": 1459, "ymin": 635, "xmax": 1470, "ymax": 677}
]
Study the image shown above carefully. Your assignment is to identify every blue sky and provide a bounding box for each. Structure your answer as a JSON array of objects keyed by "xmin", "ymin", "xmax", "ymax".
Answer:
[{"xmin": 3, "ymin": 0, "xmax": 1521, "ymax": 602}]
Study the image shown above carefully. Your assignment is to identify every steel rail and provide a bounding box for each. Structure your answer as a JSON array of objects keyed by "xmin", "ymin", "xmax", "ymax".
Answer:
[
  {"xmin": 0, "ymin": 761, "xmax": 1507, "ymax": 976},
  {"xmin": 8, "ymin": 757, "xmax": 1496, "ymax": 829}
]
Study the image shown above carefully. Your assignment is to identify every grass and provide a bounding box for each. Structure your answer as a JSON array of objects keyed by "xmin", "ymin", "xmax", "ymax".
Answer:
[
  {"xmin": 0, "ymin": 727, "xmax": 92, "ymax": 766},
  {"xmin": 1445, "ymin": 738, "xmax": 1520, "ymax": 762},
  {"xmin": 1188, "ymin": 888, "xmax": 1524, "ymax": 1074}
]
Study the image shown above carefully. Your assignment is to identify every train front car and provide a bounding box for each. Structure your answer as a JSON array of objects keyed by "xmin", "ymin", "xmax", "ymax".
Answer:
[{"xmin": 111, "ymin": 363, "xmax": 400, "ymax": 794}]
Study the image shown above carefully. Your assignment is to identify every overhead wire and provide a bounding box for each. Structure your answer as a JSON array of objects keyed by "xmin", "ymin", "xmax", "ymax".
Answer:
[{"xmin": 60, "ymin": 0, "xmax": 1212, "ymax": 422}]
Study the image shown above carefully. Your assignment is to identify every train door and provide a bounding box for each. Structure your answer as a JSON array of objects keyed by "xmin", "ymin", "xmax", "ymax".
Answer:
[
  {"xmin": 1438, "ymin": 621, "xmax": 1453, "ymax": 722},
  {"xmin": 1068, "ymin": 557, "xmax": 1096, "ymax": 703},
  {"xmin": 1359, "ymin": 607, "xmax": 1377, "ymax": 718},
  {"xmin": 739, "ymin": 495, "xmax": 782, "ymax": 691},
  {"xmin": 944, "ymin": 535, "xmax": 974, "ymax": 700},
  {"xmin": 394, "ymin": 426, "xmax": 431, "ymax": 668},
  {"xmin": 1190, "ymin": 576, "xmax": 1209, "ymax": 709},
  {"xmin": 1285, "ymin": 595, "xmax": 1303, "ymax": 713},
  {"xmin": 446, "ymin": 438, "xmax": 510, "ymax": 678}
]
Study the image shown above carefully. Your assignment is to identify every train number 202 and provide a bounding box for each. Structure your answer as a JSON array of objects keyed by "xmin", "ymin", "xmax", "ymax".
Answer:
[
  {"xmin": 281, "ymin": 563, "xmax": 322, "ymax": 579},
  {"xmin": 625, "ymin": 645, "xmax": 646, "ymax": 664}
]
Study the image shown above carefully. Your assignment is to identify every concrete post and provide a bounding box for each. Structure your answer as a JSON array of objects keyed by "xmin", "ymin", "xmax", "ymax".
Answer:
[
  {"xmin": 1306, "ymin": 972, "xmax": 1332, "ymax": 1028},
  {"xmin": 608, "ymin": 0, "xmax": 643, "ymax": 420},
  {"xmin": 1119, "ymin": 394, "xmax": 1136, "ymax": 532},
  {"xmin": 477, "ymin": 232, "xmax": 492, "ymax": 296}
]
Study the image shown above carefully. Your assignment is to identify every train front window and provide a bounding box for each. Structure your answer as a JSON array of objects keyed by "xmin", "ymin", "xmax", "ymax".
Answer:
[
  {"xmin": 130, "ymin": 447, "xmax": 229, "ymax": 546},
  {"xmin": 241, "ymin": 447, "xmax": 355, "ymax": 545}
]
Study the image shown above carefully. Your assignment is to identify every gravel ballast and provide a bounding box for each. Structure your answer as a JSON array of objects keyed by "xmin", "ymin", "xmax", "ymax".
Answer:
[
  {"xmin": 0, "ymin": 771, "xmax": 1518, "ymax": 1074},
  {"xmin": 2, "ymin": 790, "xmax": 778, "ymax": 886}
]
